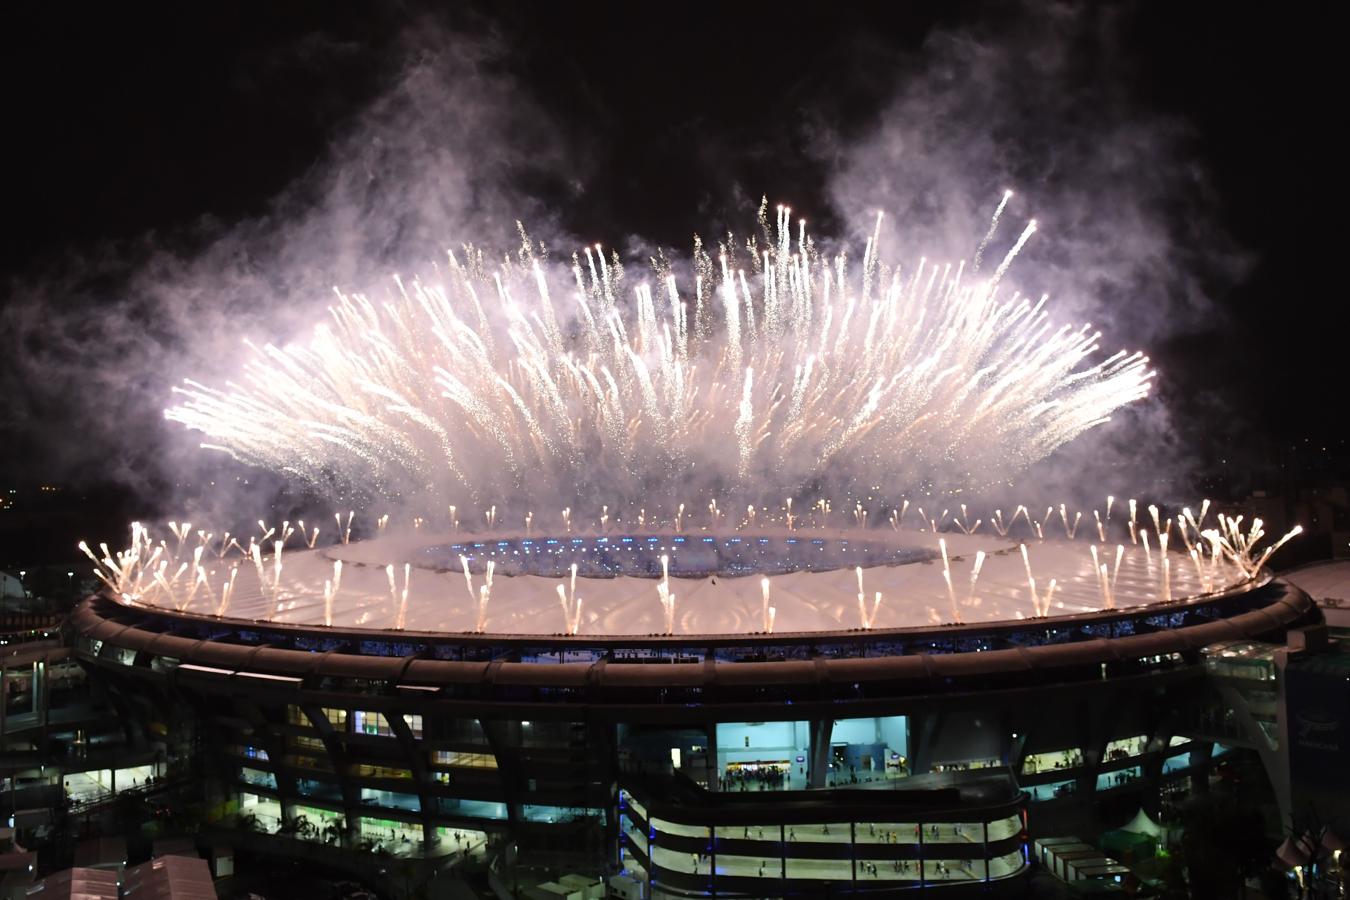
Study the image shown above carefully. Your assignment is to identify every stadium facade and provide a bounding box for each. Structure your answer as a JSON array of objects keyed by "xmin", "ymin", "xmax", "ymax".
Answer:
[{"xmin": 68, "ymin": 563, "xmax": 1316, "ymax": 895}]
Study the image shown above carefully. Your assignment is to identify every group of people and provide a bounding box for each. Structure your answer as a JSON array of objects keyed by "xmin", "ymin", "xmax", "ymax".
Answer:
[
  {"xmin": 930, "ymin": 758, "xmax": 997, "ymax": 774},
  {"xmin": 786, "ymin": 823, "xmax": 834, "ymax": 841},
  {"xmin": 863, "ymin": 824, "xmax": 915, "ymax": 844},
  {"xmin": 1106, "ymin": 769, "xmax": 1138, "ymax": 787},
  {"xmin": 1023, "ymin": 750, "xmax": 1084, "ymax": 773},
  {"xmin": 720, "ymin": 765, "xmax": 788, "ymax": 792},
  {"xmin": 1106, "ymin": 738, "xmax": 1146, "ymax": 761}
]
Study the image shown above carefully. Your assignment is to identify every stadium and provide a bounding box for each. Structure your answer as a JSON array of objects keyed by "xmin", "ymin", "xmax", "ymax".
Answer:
[
  {"xmin": 68, "ymin": 519, "xmax": 1317, "ymax": 896},
  {"xmin": 58, "ymin": 197, "xmax": 1318, "ymax": 895}
]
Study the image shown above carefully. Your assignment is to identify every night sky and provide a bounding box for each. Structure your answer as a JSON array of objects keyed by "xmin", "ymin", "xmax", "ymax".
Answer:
[{"xmin": 0, "ymin": 2, "xmax": 1342, "ymax": 564}]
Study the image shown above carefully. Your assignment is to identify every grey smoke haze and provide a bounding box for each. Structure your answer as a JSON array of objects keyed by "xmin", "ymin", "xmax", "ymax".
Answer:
[
  {"xmin": 2, "ymin": 24, "xmax": 583, "ymax": 525},
  {"xmin": 804, "ymin": 4, "xmax": 1245, "ymax": 505},
  {"xmin": 0, "ymin": 6, "xmax": 1243, "ymax": 530}
]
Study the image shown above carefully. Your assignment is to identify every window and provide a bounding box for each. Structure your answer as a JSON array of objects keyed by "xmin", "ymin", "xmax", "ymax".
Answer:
[
  {"xmin": 1096, "ymin": 765, "xmax": 1142, "ymax": 790},
  {"xmin": 240, "ymin": 767, "xmax": 277, "ymax": 790},
  {"xmin": 1161, "ymin": 753, "xmax": 1192, "ymax": 775},
  {"xmin": 433, "ymin": 751, "xmax": 498, "ymax": 769},
  {"xmin": 1020, "ymin": 748, "xmax": 1081, "ymax": 775},
  {"xmin": 287, "ymin": 706, "xmax": 348, "ymax": 729},
  {"xmin": 522, "ymin": 805, "xmax": 604, "ymax": 824},
  {"xmin": 359, "ymin": 788, "xmax": 420, "ymax": 811},
  {"xmin": 285, "ymin": 755, "xmax": 333, "ymax": 773},
  {"xmin": 351, "ymin": 764, "xmax": 412, "ymax": 779},
  {"xmin": 318, "ymin": 707, "xmax": 348, "ymax": 728},
  {"xmin": 355, "ymin": 711, "xmax": 393, "ymax": 737},
  {"xmin": 1103, "ymin": 736, "xmax": 1147, "ymax": 761}
]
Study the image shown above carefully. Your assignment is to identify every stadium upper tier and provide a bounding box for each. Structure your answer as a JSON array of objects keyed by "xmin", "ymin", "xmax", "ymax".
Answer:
[{"xmin": 112, "ymin": 528, "xmax": 1251, "ymax": 637}]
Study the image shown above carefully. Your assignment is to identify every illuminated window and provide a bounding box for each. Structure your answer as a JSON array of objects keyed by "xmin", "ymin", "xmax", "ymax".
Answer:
[
  {"xmin": 240, "ymin": 767, "xmax": 276, "ymax": 790},
  {"xmin": 286, "ymin": 755, "xmax": 333, "ymax": 772},
  {"xmin": 433, "ymin": 751, "xmax": 498, "ymax": 769},
  {"xmin": 355, "ymin": 711, "xmax": 393, "ymax": 736},
  {"xmin": 1103, "ymin": 735, "xmax": 1147, "ymax": 760},
  {"xmin": 287, "ymin": 706, "xmax": 348, "ymax": 729},
  {"xmin": 1020, "ymin": 748, "xmax": 1082, "ymax": 774},
  {"xmin": 319, "ymin": 708, "xmax": 348, "ymax": 728},
  {"xmin": 351, "ymin": 764, "xmax": 412, "ymax": 779}
]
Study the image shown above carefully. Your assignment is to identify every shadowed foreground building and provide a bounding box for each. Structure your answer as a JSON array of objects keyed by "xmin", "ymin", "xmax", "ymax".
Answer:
[{"xmin": 58, "ymin": 563, "xmax": 1327, "ymax": 896}]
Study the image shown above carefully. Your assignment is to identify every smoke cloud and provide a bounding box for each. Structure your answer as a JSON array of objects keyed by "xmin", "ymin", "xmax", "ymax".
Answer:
[
  {"xmin": 0, "ymin": 4, "xmax": 1245, "ymax": 535},
  {"xmin": 804, "ymin": 3, "xmax": 1246, "ymax": 504},
  {"xmin": 1, "ymin": 21, "xmax": 584, "ymax": 528}
]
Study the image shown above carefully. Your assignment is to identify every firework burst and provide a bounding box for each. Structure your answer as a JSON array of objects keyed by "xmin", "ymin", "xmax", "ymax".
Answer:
[{"xmin": 166, "ymin": 196, "xmax": 1152, "ymax": 511}]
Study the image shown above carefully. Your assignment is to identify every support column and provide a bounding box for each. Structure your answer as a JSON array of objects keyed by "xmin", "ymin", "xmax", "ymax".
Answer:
[
  {"xmin": 707, "ymin": 721, "xmax": 718, "ymax": 791},
  {"xmin": 481, "ymin": 719, "xmax": 524, "ymax": 829},
  {"xmin": 1216, "ymin": 681, "xmax": 1291, "ymax": 825},
  {"xmin": 910, "ymin": 712, "xmax": 945, "ymax": 776},
  {"xmin": 386, "ymin": 711, "xmax": 436, "ymax": 855},
  {"xmin": 918, "ymin": 819, "xmax": 925, "ymax": 887},
  {"xmin": 983, "ymin": 820, "xmax": 990, "ymax": 883},
  {"xmin": 808, "ymin": 718, "xmax": 833, "ymax": 788},
  {"xmin": 708, "ymin": 823, "xmax": 717, "ymax": 900},
  {"xmin": 780, "ymin": 823, "xmax": 787, "ymax": 881},
  {"xmin": 1188, "ymin": 741, "xmax": 1213, "ymax": 799},
  {"xmin": 850, "ymin": 820, "xmax": 857, "ymax": 885}
]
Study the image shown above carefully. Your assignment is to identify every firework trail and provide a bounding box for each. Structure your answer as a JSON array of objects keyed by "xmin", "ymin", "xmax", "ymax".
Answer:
[{"xmin": 166, "ymin": 197, "xmax": 1153, "ymax": 511}]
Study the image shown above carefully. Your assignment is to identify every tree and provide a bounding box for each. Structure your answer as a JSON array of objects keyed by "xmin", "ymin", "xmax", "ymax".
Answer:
[{"xmin": 1177, "ymin": 793, "xmax": 1270, "ymax": 899}]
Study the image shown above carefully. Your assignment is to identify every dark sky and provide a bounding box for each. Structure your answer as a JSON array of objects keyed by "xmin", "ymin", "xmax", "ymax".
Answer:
[{"xmin": 0, "ymin": 1, "xmax": 1342, "ymax": 533}]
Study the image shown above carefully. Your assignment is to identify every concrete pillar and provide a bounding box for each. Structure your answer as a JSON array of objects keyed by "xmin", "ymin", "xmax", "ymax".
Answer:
[
  {"xmin": 707, "ymin": 722, "xmax": 718, "ymax": 790},
  {"xmin": 910, "ymin": 712, "xmax": 944, "ymax": 776},
  {"xmin": 808, "ymin": 718, "xmax": 833, "ymax": 788},
  {"xmin": 850, "ymin": 821, "xmax": 857, "ymax": 885},
  {"xmin": 983, "ymin": 820, "xmax": 990, "ymax": 882},
  {"xmin": 1188, "ymin": 741, "xmax": 1213, "ymax": 798},
  {"xmin": 708, "ymin": 823, "xmax": 717, "ymax": 899}
]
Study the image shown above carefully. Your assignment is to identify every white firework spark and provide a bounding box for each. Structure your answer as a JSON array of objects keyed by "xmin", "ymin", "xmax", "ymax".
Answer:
[{"xmin": 165, "ymin": 198, "xmax": 1153, "ymax": 510}]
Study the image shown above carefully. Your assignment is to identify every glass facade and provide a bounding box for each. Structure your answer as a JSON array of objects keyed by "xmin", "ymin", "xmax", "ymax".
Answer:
[
  {"xmin": 1021, "ymin": 748, "xmax": 1081, "ymax": 774},
  {"xmin": 622, "ymin": 789, "xmax": 1027, "ymax": 889}
]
